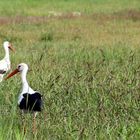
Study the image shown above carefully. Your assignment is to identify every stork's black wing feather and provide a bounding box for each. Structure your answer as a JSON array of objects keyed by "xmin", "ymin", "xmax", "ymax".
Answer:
[{"xmin": 19, "ymin": 92, "xmax": 42, "ymax": 112}]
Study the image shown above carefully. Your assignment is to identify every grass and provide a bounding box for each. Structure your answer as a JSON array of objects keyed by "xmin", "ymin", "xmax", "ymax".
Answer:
[
  {"xmin": 0, "ymin": 0, "xmax": 140, "ymax": 16},
  {"xmin": 0, "ymin": 0, "xmax": 140, "ymax": 139}
]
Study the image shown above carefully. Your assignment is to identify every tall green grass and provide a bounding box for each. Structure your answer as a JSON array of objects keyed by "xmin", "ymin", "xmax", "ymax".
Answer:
[
  {"xmin": 0, "ymin": 0, "xmax": 139, "ymax": 140},
  {"xmin": 0, "ymin": 42, "xmax": 140, "ymax": 139}
]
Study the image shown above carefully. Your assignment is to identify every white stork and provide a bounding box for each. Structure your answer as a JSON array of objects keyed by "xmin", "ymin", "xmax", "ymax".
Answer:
[
  {"xmin": 0, "ymin": 41, "xmax": 14, "ymax": 82},
  {"xmin": 5, "ymin": 63, "xmax": 42, "ymax": 133}
]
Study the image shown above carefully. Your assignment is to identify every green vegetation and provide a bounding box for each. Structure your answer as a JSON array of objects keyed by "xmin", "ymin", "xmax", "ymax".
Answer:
[
  {"xmin": 0, "ymin": 0, "xmax": 140, "ymax": 16},
  {"xmin": 0, "ymin": 0, "xmax": 140, "ymax": 139}
]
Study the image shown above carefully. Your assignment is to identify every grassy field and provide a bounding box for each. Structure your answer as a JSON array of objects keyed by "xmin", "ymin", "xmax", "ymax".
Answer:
[{"xmin": 0, "ymin": 0, "xmax": 140, "ymax": 139}]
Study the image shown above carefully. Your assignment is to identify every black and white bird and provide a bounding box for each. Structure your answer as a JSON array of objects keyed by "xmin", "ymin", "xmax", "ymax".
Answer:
[
  {"xmin": 0, "ymin": 41, "xmax": 14, "ymax": 82},
  {"xmin": 5, "ymin": 63, "xmax": 42, "ymax": 132}
]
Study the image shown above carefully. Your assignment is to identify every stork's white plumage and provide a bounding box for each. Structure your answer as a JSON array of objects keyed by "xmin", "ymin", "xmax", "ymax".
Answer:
[
  {"xmin": 5, "ymin": 63, "xmax": 42, "ymax": 133},
  {"xmin": 0, "ymin": 41, "xmax": 14, "ymax": 82},
  {"xmin": 5, "ymin": 63, "xmax": 42, "ymax": 111}
]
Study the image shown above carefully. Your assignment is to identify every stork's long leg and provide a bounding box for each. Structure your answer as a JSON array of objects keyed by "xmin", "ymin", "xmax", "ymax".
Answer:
[
  {"xmin": 33, "ymin": 112, "xmax": 38, "ymax": 134},
  {"xmin": 20, "ymin": 110, "xmax": 26, "ymax": 134}
]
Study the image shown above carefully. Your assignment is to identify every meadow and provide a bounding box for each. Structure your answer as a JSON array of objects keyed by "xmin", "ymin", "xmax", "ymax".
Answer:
[{"xmin": 0, "ymin": 0, "xmax": 140, "ymax": 139}]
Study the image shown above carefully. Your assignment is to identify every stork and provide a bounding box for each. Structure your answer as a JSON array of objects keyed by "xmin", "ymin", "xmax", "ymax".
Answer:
[
  {"xmin": 5, "ymin": 63, "xmax": 42, "ymax": 133},
  {"xmin": 0, "ymin": 41, "xmax": 14, "ymax": 82}
]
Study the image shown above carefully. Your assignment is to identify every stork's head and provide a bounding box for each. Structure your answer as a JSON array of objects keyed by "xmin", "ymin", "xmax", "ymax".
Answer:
[
  {"xmin": 3, "ymin": 41, "xmax": 14, "ymax": 52},
  {"xmin": 5, "ymin": 63, "xmax": 29, "ymax": 80},
  {"xmin": 17, "ymin": 63, "xmax": 28, "ymax": 72}
]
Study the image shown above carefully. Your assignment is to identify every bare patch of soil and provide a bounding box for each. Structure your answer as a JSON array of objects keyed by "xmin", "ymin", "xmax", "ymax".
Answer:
[
  {"xmin": 92, "ymin": 9, "xmax": 140, "ymax": 21},
  {"xmin": 0, "ymin": 9, "xmax": 140, "ymax": 25},
  {"xmin": 114, "ymin": 9, "xmax": 140, "ymax": 21},
  {"xmin": 0, "ymin": 12, "xmax": 82, "ymax": 25}
]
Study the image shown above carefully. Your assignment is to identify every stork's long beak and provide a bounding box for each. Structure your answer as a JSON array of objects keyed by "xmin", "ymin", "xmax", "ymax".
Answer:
[
  {"xmin": 5, "ymin": 69, "xmax": 19, "ymax": 80},
  {"xmin": 8, "ymin": 44, "xmax": 15, "ymax": 52}
]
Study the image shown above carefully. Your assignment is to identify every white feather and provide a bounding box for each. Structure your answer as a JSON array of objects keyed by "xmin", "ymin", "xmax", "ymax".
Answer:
[{"xmin": 0, "ymin": 41, "xmax": 11, "ymax": 82}]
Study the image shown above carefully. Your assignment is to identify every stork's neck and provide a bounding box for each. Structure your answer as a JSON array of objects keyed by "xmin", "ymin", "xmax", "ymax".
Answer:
[
  {"xmin": 4, "ymin": 47, "xmax": 10, "ymax": 60},
  {"xmin": 20, "ymin": 68, "xmax": 34, "ymax": 94},
  {"xmin": 21, "ymin": 69, "xmax": 29, "ymax": 93}
]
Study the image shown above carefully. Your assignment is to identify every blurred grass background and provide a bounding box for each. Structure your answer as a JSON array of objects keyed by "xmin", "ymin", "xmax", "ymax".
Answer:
[
  {"xmin": 0, "ymin": 0, "xmax": 140, "ymax": 16},
  {"xmin": 0, "ymin": 0, "xmax": 139, "ymax": 140}
]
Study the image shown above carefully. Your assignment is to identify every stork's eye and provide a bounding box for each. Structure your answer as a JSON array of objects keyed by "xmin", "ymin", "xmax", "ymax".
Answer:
[{"xmin": 18, "ymin": 65, "xmax": 21, "ymax": 69}]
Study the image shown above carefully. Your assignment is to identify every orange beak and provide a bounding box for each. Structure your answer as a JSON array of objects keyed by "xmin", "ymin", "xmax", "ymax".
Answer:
[
  {"xmin": 8, "ymin": 44, "xmax": 15, "ymax": 52},
  {"xmin": 5, "ymin": 68, "xmax": 19, "ymax": 80}
]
